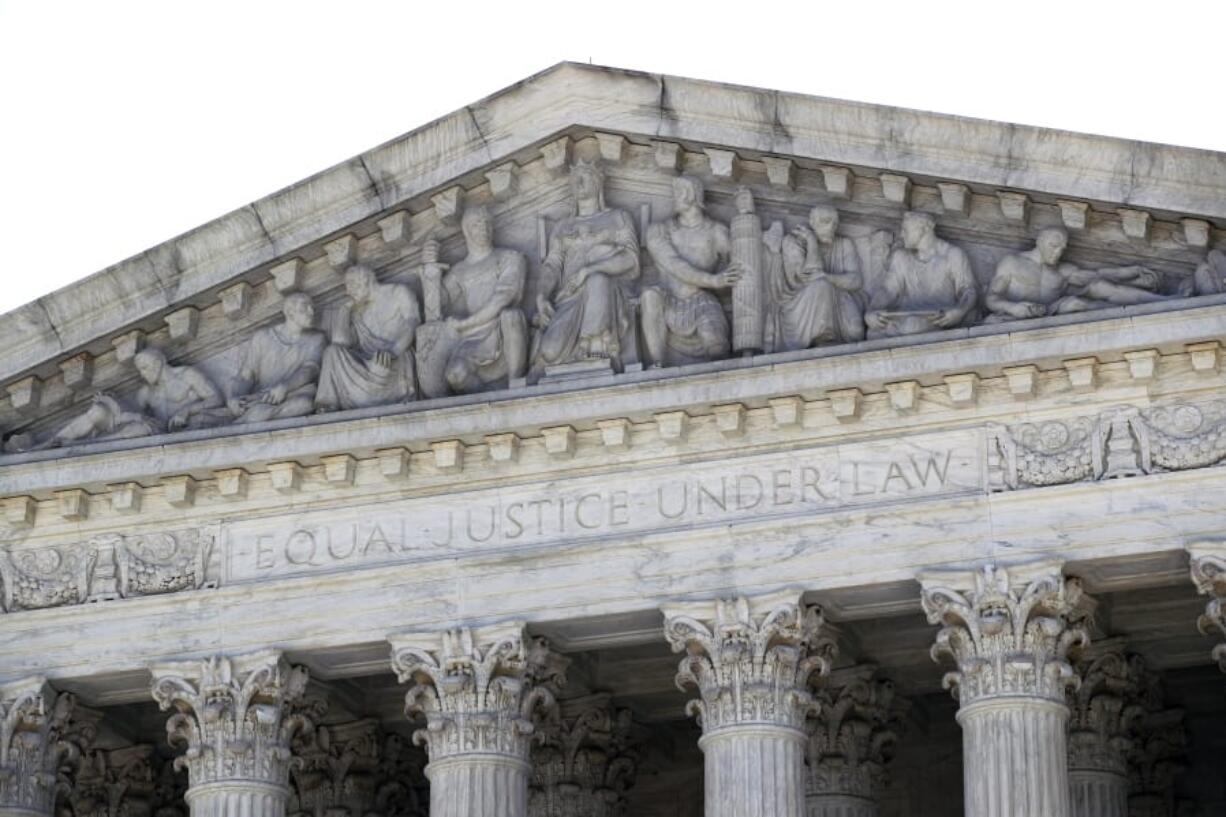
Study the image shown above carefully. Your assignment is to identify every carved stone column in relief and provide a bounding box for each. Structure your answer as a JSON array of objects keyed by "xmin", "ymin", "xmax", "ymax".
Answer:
[
  {"xmin": 389, "ymin": 623, "xmax": 567, "ymax": 817},
  {"xmin": 921, "ymin": 562, "xmax": 1090, "ymax": 817},
  {"xmin": 149, "ymin": 650, "xmax": 312, "ymax": 817},
  {"xmin": 662, "ymin": 591, "xmax": 833, "ymax": 817},
  {"xmin": 1125, "ymin": 659, "xmax": 1188, "ymax": 817},
  {"xmin": 805, "ymin": 670, "xmax": 907, "ymax": 817},
  {"xmin": 0, "ymin": 679, "xmax": 77, "ymax": 817},
  {"xmin": 1066, "ymin": 651, "xmax": 1142, "ymax": 817},
  {"xmin": 529, "ymin": 693, "xmax": 637, "ymax": 817}
]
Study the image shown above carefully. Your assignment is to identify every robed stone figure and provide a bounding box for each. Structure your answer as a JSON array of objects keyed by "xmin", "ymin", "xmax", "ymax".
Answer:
[
  {"xmin": 531, "ymin": 159, "xmax": 640, "ymax": 377},
  {"xmin": 316, "ymin": 265, "xmax": 420, "ymax": 412},
  {"xmin": 228, "ymin": 292, "xmax": 327, "ymax": 423}
]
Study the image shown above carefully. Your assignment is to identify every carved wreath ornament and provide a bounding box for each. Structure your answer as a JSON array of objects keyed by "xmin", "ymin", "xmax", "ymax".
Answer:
[
  {"xmin": 921, "ymin": 566, "xmax": 1089, "ymax": 705},
  {"xmin": 665, "ymin": 597, "xmax": 833, "ymax": 732}
]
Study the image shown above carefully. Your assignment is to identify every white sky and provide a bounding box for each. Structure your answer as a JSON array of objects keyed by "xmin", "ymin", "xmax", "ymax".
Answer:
[{"xmin": 1, "ymin": 1, "xmax": 1223, "ymax": 315}]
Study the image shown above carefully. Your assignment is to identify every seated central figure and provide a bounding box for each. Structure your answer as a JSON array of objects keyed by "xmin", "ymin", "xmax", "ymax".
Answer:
[
  {"xmin": 642, "ymin": 175, "xmax": 742, "ymax": 368},
  {"xmin": 866, "ymin": 212, "xmax": 978, "ymax": 338},
  {"xmin": 531, "ymin": 159, "xmax": 640, "ymax": 376},
  {"xmin": 228, "ymin": 292, "xmax": 327, "ymax": 423}
]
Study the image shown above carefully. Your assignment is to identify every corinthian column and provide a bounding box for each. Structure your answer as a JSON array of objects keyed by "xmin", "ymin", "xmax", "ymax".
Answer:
[
  {"xmin": 0, "ymin": 678, "xmax": 66, "ymax": 817},
  {"xmin": 921, "ymin": 562, "xmax": 1089, "ymax": 817},
  {"xmin": 805, "ymin": 669, "xmax": 907, "ymax": 817},
  {"xmin": 529, "ymin": 694, "xmax": 637, "ymax": 817},
  {"xmin": 389, "ymin": 623, "xmax": 567, "ymax": 817},
  {"xmin": 1188, "ymin": 543, "xmax": 1226, "ymax": 671},
  {"xmin": 1066, "ymin": 651, "xmax": 1141, "ymax": 817},
  {"xmin": 662, "ymin": 591, "xmax": 833, "ymax": 817},
  {"xmin": 149, "ymin": 650, "xmax": 312, "ymax": 817}
]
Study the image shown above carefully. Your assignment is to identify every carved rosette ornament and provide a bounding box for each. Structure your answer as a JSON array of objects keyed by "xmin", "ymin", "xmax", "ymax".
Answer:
[
  {"xmin": 1187, "ymin": 545, "xmax": 1226, "ymax": 671},
  {"xmin": 1065, "ymin": 651, "xmax": 1143, "ymax": 817},
  {"xmin": 663, "ymin": 591, "xmax": 833, "ymax": 817},
  {"xmin": 529, "ymin": 694, "xmax": 637, "ymax": 817},
  {"xmin": 805, "ymin": 672, "xmax": 906, "ymax": 817},
  {"xmin": 149, "ymin": 650, "xmax": 311, "ymax": 817},
  {"xmin": 921, "ymin": 562, "xmax": 1090, "ymax": 817},
  {"xmin": 389, "ymin": 623, "xmax": 566, "ymax": 817}
]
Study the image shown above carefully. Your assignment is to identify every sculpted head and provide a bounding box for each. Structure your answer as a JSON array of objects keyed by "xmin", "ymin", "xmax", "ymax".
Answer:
[
  {"xmin": 282, "ymin": 292, "xmax": 316, "ymax": 329},
  {"xmin": 672, "ymin": 175, "xmax": 705, "ymax": 212},
  {"xmin": 461, "ymin": 205, "xmax": 494, "ymax": 251},
  {"xmin": 569, "ymin": 159, "xmax": 605, "ymax": 207},
  {"xmin": 809, "ymin": 205, "xmax": 840, "ymax": 244},
  {"xmin": 901, "ymin": 212, "xmax": 937, "ymax": 251},
  {"xmin": 343, "ymin": 265, "xmax": 377, "ymax": 304},
  {"xmin": 133, "ymin": 348, "xmax": 167, "ymax": 384},
  {"xmin": 1036, "ymin": 227, "xmax": 1069, "ymax": 266}
]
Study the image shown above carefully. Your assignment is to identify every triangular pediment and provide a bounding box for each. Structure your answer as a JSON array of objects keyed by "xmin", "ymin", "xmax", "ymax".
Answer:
[{"xmin": 1, "ymin": 62, "xmax": 1224, "ymax": 461}]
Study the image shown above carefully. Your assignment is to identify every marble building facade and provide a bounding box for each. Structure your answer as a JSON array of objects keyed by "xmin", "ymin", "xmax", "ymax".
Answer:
[{"xmin": 1, "ymin": 63, "xmax": 1225, "ymax": 817}]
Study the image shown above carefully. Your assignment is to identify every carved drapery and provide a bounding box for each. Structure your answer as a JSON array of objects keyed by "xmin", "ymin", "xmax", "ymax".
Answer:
[
  {"xmin": 663, "ymin": 591, "xmax": 833, "ymax": 817},
  {"xmin": 389, "ymin": 623, "xmax": 566, "ymax": 817},
  {"xmin": 805, "ymin": 673, "xmax": 906, "ymax": 817},
  {"xmin": 1066, "ymin": 652, "xmax": 1143, "ymax": 817},
  {"xmin": 921, "ymin": 562, "xmax": 1089, "ymax": 817},
  {"xmin": 528, "ymin": 694, "xmax": 637, "ymax": 817},
  {"xmin": 149, "ymin": 651, "xmax": 311, "ymax": 817}
]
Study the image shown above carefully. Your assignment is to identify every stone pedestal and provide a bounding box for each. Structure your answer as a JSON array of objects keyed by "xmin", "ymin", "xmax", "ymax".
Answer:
[
  {"xmin": 149, "ymin": 650, "xmax": 311, "ymax": 817},
  {"xmin": 921, "ymin": 562, "xmax": 1090, "ymax": 817},
  {"xmin": 663, "ymin": 591, "xmax": 833, "ymax": 817},
  {"xmin": 390, "ymin": 623, "xmax": 566, "ymax": 817}
]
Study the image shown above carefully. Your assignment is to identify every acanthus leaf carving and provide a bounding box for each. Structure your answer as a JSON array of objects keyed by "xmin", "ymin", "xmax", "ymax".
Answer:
[
  {"xmin": 662, "ymin": 592, "xmax": 834, "ymax": 735},
  {"xmin": 1187, "ymin": 545, "xmax": 1226, "ymax": 672},
  {"xmin": 806, "ymin": 671, "xmax": 908, "ymax": 804},
  {"xmin": 1066, "ymin": 650, "xmax": 1144, "ymax": 775},
  {"xmin": 921, "ymin": 563, "xmax": 1090, "ymax": 705},
  {"xmin": 529, "ymin": 694, "xmax": 638, "ymax": 817},
  {"xmin": 388, "ymin": 623, "xmax": 568, "ymax": 763},
  {"xmin": 0, "ymin": 679, "xmax": 82, "ymax": 815},
  {"xmin": 148, "ymin": 650, "xmax": 311, "ymax": 787}
]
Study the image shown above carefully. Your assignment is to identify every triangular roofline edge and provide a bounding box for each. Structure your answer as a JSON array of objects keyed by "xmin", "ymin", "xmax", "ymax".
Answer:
[{"xmin": 2, "ymin": 60, "xmax": 1224, "ymax": 386}]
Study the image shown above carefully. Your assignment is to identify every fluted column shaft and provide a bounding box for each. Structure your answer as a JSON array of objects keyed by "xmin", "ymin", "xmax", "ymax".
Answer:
[
  {"xmin": 390, "ymin": 623, "xmax": 565, "ymax": 817},
  {"xmin": 700, "ymin": 725, "xmax": 807, "ymax": 817},
  {"xmin": 1068, "ymin": 769, "xmax": 1128, "ymax": 817},
  {"xmin": 805, "ymin": 794, "xmax": 878, "ymax": 817},
  {"xmin": 959, "ymin": 697, "xmax": 1071, "ymax": 817},
  {"xmin": 0, "ymin": 679, "xmax": 63, "ymax": 817},
  {"xmin": 184, "ymin": 782, "xmax": 287, "ymax": 817},
  {"xmin": 428, "ymin": 755, "xmax": 529, "ymax": 817},
  {"xmin": 921, "ymin": 562, "xmax": 1090, "ymax": 817},
  {"xmin": 149, "ymin": 650, "xmax": 310, "ymax": 817},
  {"xmin": 663, "ymin": 591, "xmax": 832, "ymax": 817}
]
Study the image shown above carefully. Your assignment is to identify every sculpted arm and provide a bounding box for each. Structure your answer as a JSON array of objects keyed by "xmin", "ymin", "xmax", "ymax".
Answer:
[
  {"xmin": 647, "ymin": 223, "xmax": 730, "ymax": 289},
  {"xmin": 583, "ymin": 212, "xmax": 640, "ymax": 280},
  {"xmin": 984, "ymin": 258, "xmax": 1043, "ymax": 318},
  {"xmin": 826, "ymin": 239, "xmax": 863, "ymax": 292},
  {"xmin": 942, "ymin": 251, "xmax": 979, "ymax": 326},
  {"xmin": 456, "ymin": 253, "xmax": 526, "ymax": 332},
  {"xmin": 391, "ymin": 288, "xmax": 421, "ymax": 358},
  {"xmin": 867, "ymin": 255, "xmax": 903, "ymax": 312}
]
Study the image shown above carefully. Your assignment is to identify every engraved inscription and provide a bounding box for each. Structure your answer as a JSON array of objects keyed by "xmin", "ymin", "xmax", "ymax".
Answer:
[{"xmin": 224, "ymin": 432, "xmax": 980, "ymax": 582}]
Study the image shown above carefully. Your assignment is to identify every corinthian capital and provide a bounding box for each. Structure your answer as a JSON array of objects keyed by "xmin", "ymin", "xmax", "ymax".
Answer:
[
  {"xmin": 662, "ymin": 590, "xmax": 834, "ymax": 734},
  {"xmin": 388, "ymin": 622, "xmax": 568, "ymax": 762},
  {"xmin": 1066, "ymin": 649, "xmax": 1143, "ymax": 775},
  {"xmin": 1188, "ymin": 543, "xmax": 1226, "ymax": 671},
  {"xmin": 806, "ymin": 669, "xmax": 908, "ymax": 802},
  {"xmin": 0, "ymin": 677, "xmax": 78, "ymax": 815},
  {"xmin": 148, "ymin": 650, "xmax": 311, "ymax": 786},
  {"xmin": 530, "ymin": 694, "xmax": 637, "ymax": 817},
  {"xmin": 920, "ymin": 561, "xmax": 1090, "ymax": 705}
]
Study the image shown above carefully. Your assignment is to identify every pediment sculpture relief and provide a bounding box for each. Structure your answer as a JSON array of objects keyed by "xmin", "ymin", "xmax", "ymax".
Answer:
[{"xmin": 2, "ymin": 152, "xmax": 1213, "ymax": 456}]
